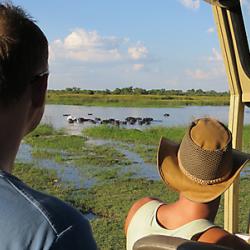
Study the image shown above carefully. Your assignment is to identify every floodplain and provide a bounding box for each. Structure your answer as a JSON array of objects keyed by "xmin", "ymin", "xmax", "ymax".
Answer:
[{"xmin": 16, "ymin": 123, "xmax": 250, "ymax": 249}]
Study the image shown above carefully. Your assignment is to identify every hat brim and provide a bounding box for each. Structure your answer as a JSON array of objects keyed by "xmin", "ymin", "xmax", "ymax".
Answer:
[{"xmin": 157, "ymin": 137, "xmax": 250, "ymax": 203}]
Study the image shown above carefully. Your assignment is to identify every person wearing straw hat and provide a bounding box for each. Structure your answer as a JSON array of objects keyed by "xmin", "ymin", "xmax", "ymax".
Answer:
[{"xmin": 125, "ymin": 117, "xmax": 250, "ymax": 250}]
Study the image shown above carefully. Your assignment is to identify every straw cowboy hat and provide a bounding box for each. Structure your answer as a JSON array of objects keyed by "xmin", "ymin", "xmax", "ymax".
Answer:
[{"xmin": 157, "ymin": 117, "xmax": 250, "ymax": 203}]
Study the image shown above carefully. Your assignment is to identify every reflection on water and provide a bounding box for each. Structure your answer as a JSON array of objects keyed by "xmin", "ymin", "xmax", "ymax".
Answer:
[
  {"xmin": 17, "ymin": 137, "xmax": 249, "ymax": 190},
  {"xmin": 116, "ymin": 147, "xmax": 159, "ymax": 180},
  {"xmin": 86, "ymin": 138, "xmax": 159, "ymax": 180},
  {"xmin": 16, "ymin": 143, "xmax": 96, "ymax": 189},
  {"xmin": 83, "ymin": 212, "xmax": 96, "ymax": 221},
  {"xmin": 38, "ymin": 159, "xmax": 95, "ymax": 188},
  {"xmin": 42, "ymin": 104, "xmax": 250, "ymax": 135},
  {"xmin": 17, "ymin": 138, "xmax": 160, "ymax": 188},
  {"xmin": 17, "ymin": 143, "xmax": 32, "ymax": 162}
]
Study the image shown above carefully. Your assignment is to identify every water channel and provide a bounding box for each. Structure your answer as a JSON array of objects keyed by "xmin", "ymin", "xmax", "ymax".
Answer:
[
  {"xmin": 42, "ymin": 104, "xmax": 250, "ymax": 134},
  {"xmin": 17, "ymin": 104, "xmax": 250, "ymax": 189}
]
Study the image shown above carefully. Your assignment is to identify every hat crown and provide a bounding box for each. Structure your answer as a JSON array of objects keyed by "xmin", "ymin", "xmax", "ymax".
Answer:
[
  {"xmin": 191, "ymin": 118, "xmax": 230, "ymax": 151},
  {"xmin": 178, "ymin": 118, "xmax": 232, "ymax": 184}
]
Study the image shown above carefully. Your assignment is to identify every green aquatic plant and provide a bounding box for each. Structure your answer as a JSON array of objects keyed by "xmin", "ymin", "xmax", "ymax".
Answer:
[
  {"xmin": 83, "ymin": 125, "xmax": 186, "ymax": 145},
  {"xmin": 19, "ymin": 123, "xmax": 250, "ymax": 249},
  {"xmin": 24, "ymin": 124, "xmax": 132, "ymax": 171},
  {"xmin": 25, "ymin": 123, "xmax": 64, "ymax": 139}
]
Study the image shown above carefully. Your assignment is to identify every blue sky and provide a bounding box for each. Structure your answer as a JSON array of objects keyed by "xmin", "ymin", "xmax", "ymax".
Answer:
[{"xmin": 12, "ymin": 0, "xmax": 250, "ymax": 91}]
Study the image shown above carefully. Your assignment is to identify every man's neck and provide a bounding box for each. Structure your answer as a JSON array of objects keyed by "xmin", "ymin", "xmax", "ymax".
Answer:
[{"xmin": 0, "ymin": 105, "xmax": 27, "ymax": 173}]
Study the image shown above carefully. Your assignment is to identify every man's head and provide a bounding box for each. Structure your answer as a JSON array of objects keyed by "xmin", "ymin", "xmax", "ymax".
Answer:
[{"xmin": 0, "ymin": 2, "xmax": 48, "ymax": 106}]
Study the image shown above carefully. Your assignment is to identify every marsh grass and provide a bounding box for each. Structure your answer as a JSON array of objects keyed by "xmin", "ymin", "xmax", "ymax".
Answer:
[
  {"xmin": 83, "ymin": 125, "xmax": 186, "ymax": 145},
  {"xmin": 84, "ymin": 124, "xmax": 250, "ymax": 149},
  {"xmin": 82, "ymin": 124, "xmax": 250, "ymax": 248},
  {"xmin": 31, "ymin": 149, "xmax": 63, "ymax": 161},
  {"xmin": 80, "ymin": 178, "xmax": 178, "ymax": 249},
  {"xmin": 24, "ymin": 124, "xmax": 131, "ymax": 171},
  {"xmin": 84, "ymin": 125, "xmax": 250, "ymax": 164},
  {"xmin": 26, "ymin": 123, "xmax": 64, "ymax": 138},
  {"xmin": 30, "ymin": 141, "xmax": 131, "ymax": 168},
  {"xmin": 46, "ymin": 93, "xmax": 229, "ymax": 107},
  {"xmin": 12, "ymin": 162, "xmax": 250, "ymax": 249},
  {"xmin": 74, "ymin": 144, "xmax": 132, "ymax": 167},
  {"xmin": 80, "ymin": 176, "xmax": 250, "ymax": 249},
  {"xmin": 20, "ymin": 123, "xmax": 250, "ymax": 249},
  {"xmin": 133, "ymin": 145, "xmax": 157, "ymax": 163},
  {"xmin": 26, "ymin": 134, "xmax": 87, "ymax": 152},
  {"xmin": 13, "ymin": 162, "xmax": 72, "ymax": 200},
  {"xmin": 84, "ymin": 125, "xmax": 185, "ymax": 164}
]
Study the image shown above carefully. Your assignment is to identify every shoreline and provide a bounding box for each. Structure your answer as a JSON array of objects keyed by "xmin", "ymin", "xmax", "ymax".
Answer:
[{"xmin": 46, "ymin": 93, "xmax": 230, "ymax": 108}]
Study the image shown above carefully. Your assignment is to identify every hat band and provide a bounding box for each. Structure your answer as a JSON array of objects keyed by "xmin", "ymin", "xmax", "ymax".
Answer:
[
  {"xmin": 177, "ymin": 151, "xmax": 231, "ymax": 185},
  {"xmin": 178, "ymin": 129, "xmax": 233, "ymax": 182}
]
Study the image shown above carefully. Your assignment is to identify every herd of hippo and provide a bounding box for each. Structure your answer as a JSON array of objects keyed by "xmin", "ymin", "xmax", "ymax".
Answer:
[{"xmin": 64, "ymin": 113, "xmax": 170, "ymax": 126}]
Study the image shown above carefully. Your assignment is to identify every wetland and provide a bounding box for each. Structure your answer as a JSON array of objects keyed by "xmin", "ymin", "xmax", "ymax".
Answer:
[
  {"xmin": 15, "ymin": 104, "xmax": 250, "ymax": 249},
  {"xmin": 15, "ymin": 125, "xmax": 250, "ymax": 249}
]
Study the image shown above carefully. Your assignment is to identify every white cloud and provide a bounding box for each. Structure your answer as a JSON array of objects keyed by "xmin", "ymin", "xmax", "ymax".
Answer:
[
  {"xmin": 241, "ymin": 0, "xmax": 250, "ymax": 13},
  {"xmin": 207, "ymin": 27, "xmax": 215, "ymax": 33},
  {"xmin": 50, "ymin": 28, "xmax": 122, "ymax": 62},
  {"xmin": 49, "ymin": 28, "xmax": 149, "ymax": 64},
  {"xmin": 63, "ymin": 29, "xmax": 120, "ymax": 49},
  {"xmin": 185, "ymin": 48, "xmax": 225, "ymax": 80},
  {"xmin": 179, "ymin": 0, "xmax": 200, "ymax": 9},
  {"xmin": 208, "ymin": 48, "xmax": 223, "ymax": 62},
  {"xmin": 186, "ymin": 65, "xmax": 226, "ymax": 80},
  {"xmin": 186, "ymin": 69, "xmax": 208, "ymax": 79},
  {"xmin": 241, "ymin": 0, "xmax": 249, "ymax": 6},
  {"xmin": 133, "ymin": 64, "xmax": 144, "ymax": 71},
  {"xmin": 128, "ymin": 44, "xmax": 148, "ymax": 60},
  {"xmin": 48, "ymin": 28, "xmax": 151, "ymax": 89}
]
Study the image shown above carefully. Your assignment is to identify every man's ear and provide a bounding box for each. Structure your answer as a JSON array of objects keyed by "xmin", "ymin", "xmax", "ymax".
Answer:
[{"xmin": 31, "ymin": 75, "xmax": 48, "ymax": 107}]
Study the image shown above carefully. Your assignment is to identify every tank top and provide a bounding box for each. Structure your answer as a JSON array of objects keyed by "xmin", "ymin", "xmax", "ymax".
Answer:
[{"xmin": 126, "ymin": 200, "xmax": 217, "ymax": 250}]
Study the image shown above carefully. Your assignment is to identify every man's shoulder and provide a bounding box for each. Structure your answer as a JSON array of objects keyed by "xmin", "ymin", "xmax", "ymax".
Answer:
[
  {"xmin": 0, "ymin": 171, "xmax": 97, "ymax": 249},
  {"xmin": 0, "ymin": 171, "xmax": 86, "ymax": 233}
]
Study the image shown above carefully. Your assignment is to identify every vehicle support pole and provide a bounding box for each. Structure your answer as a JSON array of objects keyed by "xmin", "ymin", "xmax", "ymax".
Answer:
[
  {"xmin": 226, "ymin": 95, "xmax": 244, "ymax": 233},
  {"xmin": 212, "ymin": 5, "xmax": 244, "ymax": 233}
]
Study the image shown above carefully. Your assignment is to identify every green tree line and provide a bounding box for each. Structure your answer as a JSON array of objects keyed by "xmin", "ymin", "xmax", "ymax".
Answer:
[{"xmin": 48, "ymin": 86, "xmax": 229, "ymax": 96}]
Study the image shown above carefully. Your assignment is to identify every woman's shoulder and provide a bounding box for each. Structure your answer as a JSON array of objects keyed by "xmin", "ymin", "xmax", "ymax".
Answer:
[
  {"xmin": 128, "ymin": 197, "xmax": 162, "ymax": 213},
  {"xmin": 198, "ymin": 227, "xmax": 250, "ymax": 250},
  {"xmin": 124, "ymin": 197, "xmax": 164, "ymax": 235}
]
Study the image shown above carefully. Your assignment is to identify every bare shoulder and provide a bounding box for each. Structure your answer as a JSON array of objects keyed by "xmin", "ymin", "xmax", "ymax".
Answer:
[
  {"xmin": 198, "ymin": 227, "xmax": 250, "ymax": 250},
  {"xmin": 124, "ymin": 197, "xmax": 163, "ymax": 235}
]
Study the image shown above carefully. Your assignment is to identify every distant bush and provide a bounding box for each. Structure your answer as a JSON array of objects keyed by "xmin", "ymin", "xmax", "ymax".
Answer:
[{"xmin": 48, "ymin": 87, "xmax": 229, "ymax": 97}]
